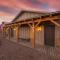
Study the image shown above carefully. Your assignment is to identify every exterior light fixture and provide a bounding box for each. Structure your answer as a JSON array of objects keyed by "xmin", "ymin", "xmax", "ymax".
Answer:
[
  {"xmin": 13, "ymin": 28, "xmax": 16, "ymax": 30},
  {"xmin": 13, "ymin": 26, "xmax": 17, "ymax": 31},
  {"xmin": 37, "ymin": 26, "xmax": 42, "ymax": 31}
]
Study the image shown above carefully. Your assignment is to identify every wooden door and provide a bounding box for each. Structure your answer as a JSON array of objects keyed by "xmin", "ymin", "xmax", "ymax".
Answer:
[{"xmin": 44, "ymin": 24, "xmax": 55, "ymax": 46}]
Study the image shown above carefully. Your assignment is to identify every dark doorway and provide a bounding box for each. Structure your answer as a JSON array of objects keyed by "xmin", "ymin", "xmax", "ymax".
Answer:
[{"xmin": 44, "ymin": 23, "xmax": 55, "ymax": 47}]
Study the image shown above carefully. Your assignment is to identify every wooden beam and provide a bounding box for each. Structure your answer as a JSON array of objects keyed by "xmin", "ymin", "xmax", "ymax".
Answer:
[
  {"xmin": 35, "ymin": 21, "xmax": 41, "ymax": 27},
  {"xmin": 50, "ymin": 20, "xmax": 60, "ymax": 27},
  {"xmin": 5, "ymin": 15, "xmax": 60, "ymax": 26}
]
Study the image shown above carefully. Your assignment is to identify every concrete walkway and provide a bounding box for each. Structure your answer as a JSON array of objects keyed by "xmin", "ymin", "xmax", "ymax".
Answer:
[{"xmin": 0, "ymin": 36, "xmax": 60, "ymax": 60}]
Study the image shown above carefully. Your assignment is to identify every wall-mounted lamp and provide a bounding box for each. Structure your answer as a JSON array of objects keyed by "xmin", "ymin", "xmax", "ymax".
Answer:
[
  {"xmin": 36, "ymin": 26, "xmax": 42, "ymax": 31},
  {"xmin": 13, "ymin": 26, "xmax": 17, "ymax": 31}
]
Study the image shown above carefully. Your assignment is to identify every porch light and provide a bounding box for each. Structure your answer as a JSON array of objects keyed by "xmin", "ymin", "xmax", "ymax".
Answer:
[
  {"xmin": 13, "ymin": 27, "xmax": 17, "ymax": 30},
  {"xmin": 13, "ymin": 26, "xmax": 17, "ymax": 31},
  {"xmin": 5, "ymin": 28, "xmax": 8, "ymax": 31},
  {"xmin": 37, "ymin": 26, "xmax": 42, "ymax": 31}
]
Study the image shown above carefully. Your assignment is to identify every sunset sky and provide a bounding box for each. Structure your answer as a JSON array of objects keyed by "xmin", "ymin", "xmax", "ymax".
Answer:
[{"xmin": 0, "ymin": 0, "xmax": 60, "ymax": 24}]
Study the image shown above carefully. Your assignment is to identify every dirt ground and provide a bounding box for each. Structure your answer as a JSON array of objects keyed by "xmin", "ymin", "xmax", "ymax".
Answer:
[{"xmin": 0, "ymin": 37, "xmax": 60, "ymax": 60}]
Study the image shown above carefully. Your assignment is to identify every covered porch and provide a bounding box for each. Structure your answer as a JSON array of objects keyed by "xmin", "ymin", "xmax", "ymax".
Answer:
[{"xmin": 3, "ymin": 13, "xmax": 60, "ymax": 48}]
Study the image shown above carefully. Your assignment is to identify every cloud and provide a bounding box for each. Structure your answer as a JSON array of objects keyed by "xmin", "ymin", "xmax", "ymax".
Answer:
[
  {"xmin": 48, "ymin": 0, "xmax": 60, "ymax": 10},
  {"xmin": 0, "ymin": 16, "xmax": 15, "ymax": 24},
  {"xmin": 0, "ymin": 0, "xmax": 60, "ymax": 14},
  {"xmin": 37, "ymin": 0, "xmax": 60, "ymax": 11},
  {"xmin": 0, "ymin": 0, "xmax": 60, "ymax": 24},
  {"xmin": 16, "ymin": 0, "xmax": 60, "ymax": 11},
  {"xmin": 0, "ymin": 5, "xmax": 19, "ymax": 15},
  {"xmin": 0, "ymin": 11, "xmax": 12, "ymax": 16}
]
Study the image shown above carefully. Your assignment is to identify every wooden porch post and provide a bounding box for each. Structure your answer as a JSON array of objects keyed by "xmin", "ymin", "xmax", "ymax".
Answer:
[
  {"xmin": 32, "ymin": 23, "xmax": 35, "ymax": 48},
  {"xmin": 16, "ymin": 25, "xmax": 20, "ymax": 42},
  {"xmin": 3, "ymin": 27, "xmax": 7, "ymax": 38},
  {"xmin": 2, "ymin": 27, "xmax": 5, "ymax": 38},
  {"xmin": 28, "ymin": 23, "xmax": 35, "ymax": 48},
  {"xmin": 28, "ymin": 20, "xmax": 41, "ymax": 48},
  {"xmin": 9, "ymin": 27, "xmax": 11, "ymax": 40}
]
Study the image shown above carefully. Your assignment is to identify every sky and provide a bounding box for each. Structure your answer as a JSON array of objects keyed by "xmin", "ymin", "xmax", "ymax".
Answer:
[{"xmin": 0, "ymin": 0, "xmax": 60, "ymax": 24}]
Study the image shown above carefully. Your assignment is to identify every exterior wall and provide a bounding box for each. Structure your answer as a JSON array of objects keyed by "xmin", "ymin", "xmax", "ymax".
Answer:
[
  {"xmin": 4, "ymin": 22, "xmax": 60, "ymax": 48},
  {"xmin": 55, "ymin": 26, "xmax": 60, "ymax": 47},
  {"xmin": 9, "ymin": 25, "xmax": 44, "ymax": 46},
  {"xmin": 10, "ymin": 28, "xmax": 18, "ymax": 42},
  {"xmin": 19, "ymin": 26, "xmax": 30, "ymax": 40},
  {"xmin": 5, "ymin": 28, "xmax": 9, "ymax": 40},
  {"xmin": 12, "ymin": 29, "xmax": 17, "ymax": 42},
  {"xmin": 35, "ymin": 26, "xmax": 44, "ymax": 46},
  {"xmin": 5, "ymin": 25, "xmax": 60, "ymax": 48}
]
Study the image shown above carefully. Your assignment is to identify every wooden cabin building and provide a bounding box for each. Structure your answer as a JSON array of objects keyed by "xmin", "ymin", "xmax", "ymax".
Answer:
[{"xmin": 3, "ymin": 11, "xmax": 60, "ymax": 48}]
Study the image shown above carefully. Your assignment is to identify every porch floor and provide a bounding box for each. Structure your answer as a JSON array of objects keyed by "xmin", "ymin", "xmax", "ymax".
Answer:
[{"xmin": 0, "ymin": 36, "xmax": 60, "ymax": 60}]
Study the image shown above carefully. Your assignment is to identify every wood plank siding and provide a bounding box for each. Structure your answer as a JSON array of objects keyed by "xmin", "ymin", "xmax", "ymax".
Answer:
[
  {"xmin": 35, "ymin": 25, "xmax": 44, "ymax": 46},
  {"xmin": 19, "ymin": 25, "xmax": 30, "ymax": 42}
]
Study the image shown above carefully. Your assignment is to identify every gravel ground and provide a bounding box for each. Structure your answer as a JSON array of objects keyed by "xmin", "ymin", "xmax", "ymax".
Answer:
[{"xmin": 0, "ymin": 36, "xmax": 60, "ymax": 60}]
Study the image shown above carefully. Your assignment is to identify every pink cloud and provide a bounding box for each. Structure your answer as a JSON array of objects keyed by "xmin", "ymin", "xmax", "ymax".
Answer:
[
  {"xmin": 15, "ymin": 0, "xmax": 60, "ymax": 11},
  {"xmin": 0, "ymin": 0, "xmax": 17, "ymax": 9},
  {"xmin": 0, "ymin": 11, "xmax": 15, "ymax": 16},
  {"xmin": 38, "ymin": 0, "xmax": 60, "ymax": 11},
  {"xmin": 48, "ymin": 0, "xmax": 60, "ymax": 9},
  {"xmin": 0, "ymin": 0, "xmax": 49, "ymax": 12},
  {"xmin": 0, "ymin": 0, "xmax": 60, "ymax": 24},
  {"xmin": 0, "ymin": 0, "xmax": 60, "ymax": 12}
]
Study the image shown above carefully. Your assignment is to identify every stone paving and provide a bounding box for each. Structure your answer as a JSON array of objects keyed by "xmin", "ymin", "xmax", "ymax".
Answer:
[{"xmin": 0, "ymin": 36, "xmax": 60, "ymax": 60}]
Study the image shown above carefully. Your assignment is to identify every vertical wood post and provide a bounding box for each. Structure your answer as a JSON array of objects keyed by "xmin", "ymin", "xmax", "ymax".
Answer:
[
  {"xmin": 31, "ymin": 23, "xmax": 35, "ymax": 48},
  {"xmin": 4, "ymin": 27, "xmax": 6, "ymax": 38},
  {"xmin": 9, "ymin": 27, "xmax": 10, "ymax": 40},
  {"xmin": 28, "ymin": 23, "xmax": 35, "ymax": 48},
  {"xmin": 16, "ymin": 25, "xmax": 19, "ymax": 42},
  {"xmin": 2, "ymin": 27, "xmax": 5, "ymax": 38}
]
